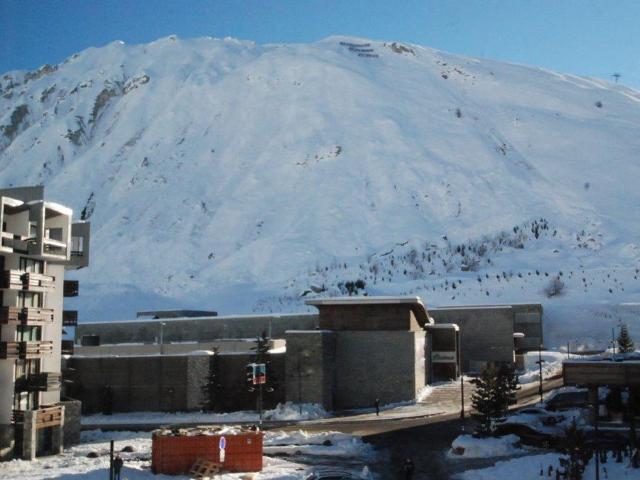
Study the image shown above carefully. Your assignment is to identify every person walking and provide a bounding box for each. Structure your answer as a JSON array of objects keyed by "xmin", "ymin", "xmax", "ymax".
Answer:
[
  {"xmin": 113, "ymin": 454, "xmax": 124, "ymax": 480},
  {"xmin": 374, "ymin": 398, "xmax": 380, "ymax": 416},
  {"xmin": 403, "ymin": 457, "xmax": 415, "ymax": 480}
]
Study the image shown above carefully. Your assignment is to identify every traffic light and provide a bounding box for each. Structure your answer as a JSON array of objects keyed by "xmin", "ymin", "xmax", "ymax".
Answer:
[{"xmin": 246, "ymin": 363, "xmax": 256, "ymax": 391}]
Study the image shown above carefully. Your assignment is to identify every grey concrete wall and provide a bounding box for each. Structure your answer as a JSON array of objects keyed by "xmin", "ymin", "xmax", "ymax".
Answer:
[
  {"xmin": 0, "ymin": 424, "xmax": 14, "ymax": 461},
  {"xmin": 431, "ymin": 307, "xmax": 515, "ymax": 372},
  {"xmin": 316, "ymin": 305, "xmax": 422, "ymax": 331},
  {"xmin": 76, "ymin": 313, "xmax": 318, "ymax": 344},
  {"xmin": 333, "ymin": 331, "xmax": 425, "ymax": 409},
  {"xmin": 512, "ymin": 304, "xmax": 543, "ymax": 351},
  {"xmin": 68, "ymin": 353, "xmax": 285, "ymax": 414},
  {"xmin": 285, "ymin": 331, "xmax": 337, "ymax": 410},
  {"xmin": 60, "ymin": 399, "xmax": 81, "ymax": 447}
]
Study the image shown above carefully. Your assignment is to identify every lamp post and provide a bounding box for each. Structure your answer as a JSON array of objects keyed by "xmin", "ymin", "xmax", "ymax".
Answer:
[
  {"xmin": 159, "ymin": 322, "xmax": 166, "ymax": 355},
  {"xmin": 536, "ymin": 344, "xmax": 545, "ymax": 404}
]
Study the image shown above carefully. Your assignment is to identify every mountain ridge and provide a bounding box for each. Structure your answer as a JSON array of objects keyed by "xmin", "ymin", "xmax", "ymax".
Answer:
[{"xmin": 1, "ymin": 35, "xmax": 639, "ymax": 347}]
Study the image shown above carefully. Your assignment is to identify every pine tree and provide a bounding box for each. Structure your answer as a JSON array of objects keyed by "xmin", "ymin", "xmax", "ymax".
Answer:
[
  {"xmin": 496, "ymin": 363, "xmax": 520, "ymax": 418},
  {"xmin": 471, "ymin": 365, "xmax": 499, "ymax": 435},
  {"xmin": 560, "ymin": 418, "xmax": 588, "ymax": 480},
  {"xmin": 617, "ymin": 324, "xmax": 635, "ymax": 353},
  {"xmin": 200, "ymin": 354, "xmax": 221, "ymax": 411}
]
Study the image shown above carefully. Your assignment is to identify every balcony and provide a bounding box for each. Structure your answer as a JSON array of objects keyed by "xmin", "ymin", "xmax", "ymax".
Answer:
[
  {"xmin": 0, "ymin": 341, "xmax": 54, "ymax": 359},
  {"xmin": 22, "ymin": 272, "xmax": 55, "ymax": 291},
  {"xmin": 63, "ymin": 280, "xmax": 79, "ymax": 297},
  {"xmin": 61, "ymin": 340, "xmax": 74, "ymax": 356},
  {"xmin": 13, "ymin": 405, "xmax": 63, "ymax": 429},
  {"xmin": 0, "ymin": 270, "xmax": 55, "ymax": 291},
  {"xmin": 62, "ymin": 310, "xmax": 78, "ymax": 327},
  {"xmin": 14, "ymin": 372, "xmax": 61, "ymax": 392},
  {"xmin": 0, "ymin": 306, "xmax": 54, "ymax": 326}
]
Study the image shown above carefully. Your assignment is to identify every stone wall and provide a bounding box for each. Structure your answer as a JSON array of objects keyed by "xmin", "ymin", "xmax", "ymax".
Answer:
[
  {"xmin": 431, "ymin": 307, "xmax": 515, "ymax": 372},
  {"xmin": 68, "ymin": 353, "xmax": 285, "ymax": 414},
  {"xmin": 76, "ymin": 314, "xmax": 318, "ymax": 345},
  {"xmin": 284, "ymin": 331, "xmax": 337, "ymax": 410},
  {"xmin": 333, "ymin": 330, "xmax": 426, "ymax": 409},
  {"xmin": 60, "ymin": 398, "xmax": 82, "ymax": 447}
]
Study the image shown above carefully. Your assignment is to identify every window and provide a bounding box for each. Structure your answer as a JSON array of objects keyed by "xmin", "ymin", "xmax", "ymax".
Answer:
[
  {"xmin": 18, "ymin": 292, "xmax": 43, "ymax": 308},
  {"xmin": 20, "ymin": 257, "xmax": 44, "ymax": 273},
  {"xmin": 45, "ymin": 227, "xmax": 63, "ymax": 241},
  {"xmin": 71, "ymin": 236, "xmax": 84, "ymax": 256},
  {"xmin": 16, "ymin": 325, "xmax": 41, "ymax": 342}
]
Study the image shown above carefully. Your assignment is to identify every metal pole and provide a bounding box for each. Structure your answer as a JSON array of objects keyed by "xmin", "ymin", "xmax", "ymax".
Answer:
[
  {"xmin": 159, "ymin": 322, "xmax": 166, "ymax": 355},
  {"xmin": 594, "ymin": 389, "xmax": 600, "ymax": 480},
  {"xmin": 460, "ymin": 373, "xmax": 465, "ymax": 421},
  {"xmin": 297, "ymin": 351, "xmax": 302, "ymax": 415},
  {"xmin": 109, "ymin": 440, "xmax": 114, "ymax": 480},
  {"xmin": 258, "ymin": 382, "xmax": 263, "ymax": 425},
  {"xmin": 567, "ymin": 341, "xmax": 570, "ymax": 360},
  {"xmin": 612, "ymin": 327, "xmax": 616, "ymax": 355},
  {"xmin": 538, "ymin": 345, "xmax": 544, "ymax": 404}
]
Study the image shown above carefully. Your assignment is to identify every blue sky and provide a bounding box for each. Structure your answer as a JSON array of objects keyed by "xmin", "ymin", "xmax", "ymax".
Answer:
[{"xmin": 1, "ymin": 0, "xmax": 639, "ymax": 88}]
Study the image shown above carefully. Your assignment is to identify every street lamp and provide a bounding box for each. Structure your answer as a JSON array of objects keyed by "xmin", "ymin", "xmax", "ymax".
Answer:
[
  {"xmin": 159, "ymin": 322, "xmax": 167, "ymax": 355},
  {"xmin": 536, "ymin": 344, "xmax": 545, "ymax": 404}
]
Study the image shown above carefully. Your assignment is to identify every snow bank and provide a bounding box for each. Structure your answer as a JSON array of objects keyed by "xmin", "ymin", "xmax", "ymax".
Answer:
[
  {"xmin": 519, "ymin": 351, "xmax": 567, "ymax": 384},
  {"xmin": 457, "ymin": 452, "xmax": 640, "ymax": 480},
  {"xmin": 82, "ymin": 402, "xmax": 329, "ymax": 425},
  {"xmin": 449, "ymin": 434, "xmax": 522, "ymax": 458}
]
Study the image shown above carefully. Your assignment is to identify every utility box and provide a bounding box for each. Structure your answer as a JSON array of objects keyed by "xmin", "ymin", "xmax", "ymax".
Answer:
[{"xmin": 151, "ymin": 426, "xmax": 263, "ymax": 474}]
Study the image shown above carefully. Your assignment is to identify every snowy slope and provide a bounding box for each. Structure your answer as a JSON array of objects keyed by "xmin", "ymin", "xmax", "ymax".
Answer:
[{"xmin": 1, "ymin": 36, "xmax": 639, "ymax": 346}]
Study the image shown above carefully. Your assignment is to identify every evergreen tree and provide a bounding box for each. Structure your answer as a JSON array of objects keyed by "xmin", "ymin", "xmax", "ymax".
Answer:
[
  {"xmin": 250, "ymin": 330, "xmax": 278, "ymax": 394},
  {"xmin": 496, "ymin": 363, "xmax": 520, "ymax": 418},
  {"xmin": 200, "ymin": 354, "xmax": 222, "ymax": 411},
  {"xmin": 560, "ymin": 418, "xmax": 588, "ymax": 480},
  {"xmin": 471, "ymin": 365, "xmax": 500, "ymax": 435},
  {"xmin": 617, "ymin": 324, "xmax": 635, "ymax": 353}
]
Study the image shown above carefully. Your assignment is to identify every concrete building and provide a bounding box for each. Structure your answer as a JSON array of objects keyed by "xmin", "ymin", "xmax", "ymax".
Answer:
[
  {"xmin": 430, "ymin": 303, "xmax": 543, "ymax": 372},
  {"xmin": 0, "ymin": 186, "xmax": 90, "ymax": 460},
  {"xmin": 285, "ymin": 297, "xmax": 431, "ymax": 410},
  {"xmin": 70, "ymin": 298, "xmax": 542, "ymax": 414}
]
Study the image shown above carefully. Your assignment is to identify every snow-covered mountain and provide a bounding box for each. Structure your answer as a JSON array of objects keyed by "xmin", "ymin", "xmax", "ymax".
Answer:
[{"xmin": 1, "ymin": 36, "xmax": 639, "ymax": 347}]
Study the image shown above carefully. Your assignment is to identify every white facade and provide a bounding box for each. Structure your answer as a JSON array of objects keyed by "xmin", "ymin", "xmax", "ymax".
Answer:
[{"xmin": 0, "ymin": 186, "xmax": 89, "ymax": 460}]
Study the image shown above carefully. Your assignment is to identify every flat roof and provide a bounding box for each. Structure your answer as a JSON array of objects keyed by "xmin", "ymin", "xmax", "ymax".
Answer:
[
  {"xmin": 306, "ymin": 296, "xmax": 424, "ymax": 306},
  {"xmin": 431, "ymin": 305, "xmax": 512, "ymax": 311},
  {"xmin": 79, "ymin": 312, "xmax": 318, "ymax": 325}
]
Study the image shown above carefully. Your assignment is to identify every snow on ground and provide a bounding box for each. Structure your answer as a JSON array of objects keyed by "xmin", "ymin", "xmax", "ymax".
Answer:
[
  {"xmin": 456, "ymin": 452, "xmax": 640, "ymax": 479},
  {"xmin": 0, "ymin": 429, "xmax": 375, "ymax": 480},
  {"xmin": 82, "ymin": 402, "xmax": 329, "ymax": 425},
  {"xmin": 449, "ymin": 434, "xmax": 522, "ymax": 458},
  {"xmin": 519, "ymin": 350, "xmax": 567, "ymax": 384}
]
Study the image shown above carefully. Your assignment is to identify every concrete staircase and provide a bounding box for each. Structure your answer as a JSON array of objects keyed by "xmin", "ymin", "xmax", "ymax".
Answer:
[{"xmin": 420, "ymin": 379, "xmax": 476, "ymax": 411}]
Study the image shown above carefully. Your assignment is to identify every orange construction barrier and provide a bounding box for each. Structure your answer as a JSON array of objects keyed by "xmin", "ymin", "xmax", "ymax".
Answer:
[{"xmin": 151, "ymin": 426, "xmax": 263, "ymax": 474}]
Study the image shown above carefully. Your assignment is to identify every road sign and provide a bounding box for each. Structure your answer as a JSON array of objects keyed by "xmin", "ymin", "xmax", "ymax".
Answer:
[{"xmin": 219, "ymin": 436, "xmax": 226, "ymax": 463}]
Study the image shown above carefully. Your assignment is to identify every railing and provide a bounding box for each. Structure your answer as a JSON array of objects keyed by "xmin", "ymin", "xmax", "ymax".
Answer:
[
  {"xmin": 0, "ymin": 341, "xmax": 54, "ymax": 359},
  {"xmin": 22, "ymin": 272, "xmax": 55, "ymax": 291},
  {"xmin": 0, "ymin": 270, "xmax": 55, "ymax": 291},
  {"xmin": 62, "ymin": 310, "xmax": 78, "ymax": 327},
  {"xmin": 61, "ymin": 340, "xmax": 74, "ymax": 356},
  {"xmin": 13, "ymin": 405, "xmax": 63, "ymax": 429},
  {"xmin": 14, "ymin": 372, "xmax": 61, "ymax": 392},
  {"xmin": 63, "ymin": 280, "xmax": 79, "ymax": 297},
  {"xmin": 0, "ymin": 306, "xmax": 55, "ymax": 325}
]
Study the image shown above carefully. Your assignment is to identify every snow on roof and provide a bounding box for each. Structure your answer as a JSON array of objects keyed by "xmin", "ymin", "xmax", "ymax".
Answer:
[
  {"xmin": 81, "ymin": 312, "xmax": 318, "ymax": 325},
  {"xmin": 306, "ymin": 295, "xmax": 425, "ymax": 306},
  {"xmin": 425, "ymin": 323, "xmax": 460, "ymax": 331}
]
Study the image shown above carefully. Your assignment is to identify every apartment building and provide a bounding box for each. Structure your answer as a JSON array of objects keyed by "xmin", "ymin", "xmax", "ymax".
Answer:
[{"xmin": 0, "ymin": 186, "xmax": 89, "ymax": 461}]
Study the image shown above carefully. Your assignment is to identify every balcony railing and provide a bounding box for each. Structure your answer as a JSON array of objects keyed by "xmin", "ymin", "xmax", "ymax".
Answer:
[
  {"xmin": 0, "ymin": 341, "xmax": 54, "ymax": 359},
  {"xmin": 0, "ymin": 306, "xmax": 54, "ymax": 325},
  {"xmin": 0, "ymin": 270, "xmax": 55, "ymax": 291},
  {"xmin": 22, "ymin": 272, "xmax": 55, "ymax": 291},
  {"xmin": 13, "ymin": 405, "xmax": 63, "ymax": 429},
  {"xmin": 14, "ymin": 372, "xmax": 61, "ymax": 392},
  {"xmin": 61, "ymin": 340, "xmax": 74, "ymax": 356},
  {"xmin": 62, "ymin": 310, "xmax": 78, "ymax": 327},
  {"xmin": 63, "ymin": 280, "xmax": 79, "ymax": 297}
]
